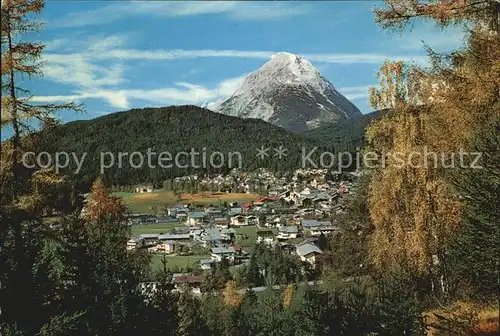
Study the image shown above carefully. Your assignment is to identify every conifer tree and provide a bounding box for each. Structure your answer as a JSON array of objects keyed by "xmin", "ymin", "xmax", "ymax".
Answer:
[
  {"xmin": 176, "ymin": 289, "xmax": 207, "ymax": 336},
  {"xmin": 1, "ymin": 0, "xmax": 82, "ymax": 201},
  {"xmin": 447, "ymin": 115, "xmax": 500, "ymax": 299}
]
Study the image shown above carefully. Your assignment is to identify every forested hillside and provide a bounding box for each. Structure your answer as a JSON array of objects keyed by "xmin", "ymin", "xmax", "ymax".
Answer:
[
  {"xmin": 302, "ymin": 109, "xmax": 384, "ymax": 150},
  {"xmin": 36, "ymin": 105, "xmax": 335, "ymax": 190},
  {"xmin": 2, "ymin": 0, "xmax": 498, "ymax": 335}
]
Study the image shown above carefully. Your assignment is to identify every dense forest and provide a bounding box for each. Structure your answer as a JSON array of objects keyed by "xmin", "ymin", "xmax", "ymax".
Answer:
[
  {"xmin": 33, "ymin": 105, "xmax": 345, "ymax": 190},
  {"xmin": 301, "ymin": 109, "xmax": 384, "ymax": 150}
]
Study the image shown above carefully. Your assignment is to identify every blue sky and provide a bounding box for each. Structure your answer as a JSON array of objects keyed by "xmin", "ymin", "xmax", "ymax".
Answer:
[{"xmin": 23, "ymin": 1, "xmax": 468, "ymax": 124}]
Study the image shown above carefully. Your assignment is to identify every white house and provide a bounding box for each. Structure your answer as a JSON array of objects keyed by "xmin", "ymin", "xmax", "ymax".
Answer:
[
  {"xmin": 135, "ymin": 185, "xmax": 153, "ymax": 193},
  {"xmin": 172, "ymin": 274, "xmax": 204, "ymax": 294},
  {"xmin": 189, "ymin": 227, "xmax": 203, "ymax": 238},
  {"xmin": 211, "ymin": 246, "xmax": 236, "ymax": 262},
  {"xmin": 229, "ymin": 207, "xmax": 243, "ymax": 215},
  {"xmin": 296, "ymin": 243, "xmax": 323, "ymax": 267},
  {"xmin": 277, "ymin": 226, "xmax": 298, "ymax": 240},
  {"xmin": 127, "ymin": 237, "xmax": 142, "ymax": 251},
  {"xmin": 214, "ymin": 217, "xmax": 230, "ymax": 229},
  {"xmin": 200, "ymin": 229, "xmax": 223, "ymax": 248},
  {"xmin": 230, "ymin": 214, "xmax": 245, "ymax": 226},
  {"xmin": 158, "ymin": 233, "xmax": 191, "ymax": 242},
  {"xmin": 187, "ymin": 211, "xmax": 206, "ymax": 226},
  {"xmin": 139, "ymin": 234, "xmax": 159, "ymax": 247},
  {"xmin": 256, "ymin": 230, "xmax": 275, "ymax": 245},
  {"xmin": 155, "ymin": 241, "xmax": 175, "ymax": 254},
  {"xmin": 200, "ymin": 259, "xmax": 216, "ymax": 270},
  {"xmin": 176, "ymin": 208, "xmax": 189, "ymax": 221},
  {"xmin": 309, "ymin": 225, "xmax": 337, "ymax": 237},
  {"xmin": 245, "ymin": 215, "xmax": 259, "ymax": 226}
]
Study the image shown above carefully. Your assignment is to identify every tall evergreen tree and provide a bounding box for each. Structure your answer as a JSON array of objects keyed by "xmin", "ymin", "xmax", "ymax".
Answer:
[
  {"xmin": 1, "ymin": 0, "xmax": 81, "ymax": 201},
  {"xmin": 176, "ymin": 289, "xmax": 207, "ymax": 336},
  {"xmin": 447, "ymin": 115, "xmax": 500, "ymax": 299}
]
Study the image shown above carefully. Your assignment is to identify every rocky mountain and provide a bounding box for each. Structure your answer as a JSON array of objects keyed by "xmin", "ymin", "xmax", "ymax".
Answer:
[{"xmin": 212, "ymin": 52, "xmax": 362, "ymax": 132}]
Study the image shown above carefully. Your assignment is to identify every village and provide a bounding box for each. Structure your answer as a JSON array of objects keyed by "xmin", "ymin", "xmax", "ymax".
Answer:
[{"xmin": 119, "ymin": 168, "xmax": 363, "ymax": 294}]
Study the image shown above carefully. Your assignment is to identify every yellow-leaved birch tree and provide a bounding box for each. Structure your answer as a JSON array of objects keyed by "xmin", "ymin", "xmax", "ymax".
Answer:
[{"xmin": 366, "ymin": 0, "xmax": 500, "ymax": 290}]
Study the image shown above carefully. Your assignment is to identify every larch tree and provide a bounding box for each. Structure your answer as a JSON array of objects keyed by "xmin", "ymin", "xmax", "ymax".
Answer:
[
  {"xmin": 366, "ymin": 0, "xmax": 499, "ymax": 286},
  {"xmin": 1, "ymin": 0, "xmax": 82, "ymax": 202}
]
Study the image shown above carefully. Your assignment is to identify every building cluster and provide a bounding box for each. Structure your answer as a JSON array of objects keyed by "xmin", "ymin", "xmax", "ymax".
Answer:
[{"xmin": 128, "ymin": 169, "xmax": 362, "ymax": 292}]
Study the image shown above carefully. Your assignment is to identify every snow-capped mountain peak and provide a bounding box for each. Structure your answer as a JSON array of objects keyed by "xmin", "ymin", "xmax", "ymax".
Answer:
[{"xmin": 213, "ymin": 52, "xmax": 362, "ymax": 132}]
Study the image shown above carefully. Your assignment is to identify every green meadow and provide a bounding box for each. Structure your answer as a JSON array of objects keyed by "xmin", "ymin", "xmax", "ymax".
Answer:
[
  {"xmin": 130, "ymin": 223, "xmax": 181, "ymax": 236},
  {"xmin": 149, "ymin": 253, "xmax": 211, "ymax": 272}
]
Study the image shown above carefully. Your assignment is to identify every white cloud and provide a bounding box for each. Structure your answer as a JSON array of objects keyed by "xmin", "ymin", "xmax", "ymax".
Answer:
[
  {"xmin": 32, "ymin": 74, "xmax": 374, "ymax": 111},
  {"xmin": 101, "ymin": 49, "xmax": 276, "ymax": 61},
  {"xmin": 49, "ymin": 47, "xmax": 425, "ymax": 65},
  {"xmin": 49, "ymin": 2, "xmax": 310, "ymax": 28},
  {"xmin": 88, "ymin": 35, "xmax": 129, "ymax": 53},
  {"xmin": 32, "ymin": 90, "xmax": 129, "ymax": 109},
  {"xmin": 44, "ymin": 34, "xmax": 129, "ymax": 53},
  {"xmin": 43, "ymin": 54, "xmax": 126, "ymax": 88},
  {"xmin": 214, "ymin": 74, "xmax": 247, "ymax": 97},
  {"xmin": 386, "ymin": 25, "xmax": 468, "ymax": 52},
  {"xmin": 303, "ymin": 53, "xmax": 426, "ymax": 65},
  {"xmin": 32, "ymin": 73, "xmax": 248, "ymax": 110},
  {"xmin": 37, "ymin": 31, "xmax": 425, "ymax": 111},
  {"xmin": 337, "ymin": 85, "xmax": 373, "ymax": 101}
]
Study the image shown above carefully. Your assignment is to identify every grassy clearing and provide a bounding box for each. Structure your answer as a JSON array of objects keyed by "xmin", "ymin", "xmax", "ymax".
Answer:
[
  {"xmin": 150, "ymin": 253, "xmax": 211, "ymax": 272},
  {"xmin": 114, "ymin": 190, "xmax": 260, "ymax": 213},
  {"xmin": 130, "ymin": 223, "xmax": 182, "ymax": 236}
]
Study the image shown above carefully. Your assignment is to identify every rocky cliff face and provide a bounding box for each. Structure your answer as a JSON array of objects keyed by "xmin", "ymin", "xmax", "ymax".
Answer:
[{"xmin": 213, "ymin": 52, "xmax": 362, "ymax": 132}]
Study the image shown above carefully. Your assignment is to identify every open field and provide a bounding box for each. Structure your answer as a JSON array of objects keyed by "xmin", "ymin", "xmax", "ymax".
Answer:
[
  {"xmin": 114, "ymin": 190, "xmax": 260, "ymax": 213},
  {"xmin": 150, "ymin": 253, "xmax": 211, "ymax": 272},
  {"xmin": 130, "ymin": 223, "xmax": 181, "ymax": 236}
]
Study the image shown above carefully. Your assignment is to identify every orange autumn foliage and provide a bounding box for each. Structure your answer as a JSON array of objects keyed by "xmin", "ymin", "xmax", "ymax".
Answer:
[
  {"xmin": 84, "ymin": 178, "xmax": 125, "ymax": 222},
  {"xmin": 366, "ymin": 0, "xmax": 499, "ymax": 276},
  {"xmin": 222, "ymin": 281, "xmax": 243, "ymax": 308}
]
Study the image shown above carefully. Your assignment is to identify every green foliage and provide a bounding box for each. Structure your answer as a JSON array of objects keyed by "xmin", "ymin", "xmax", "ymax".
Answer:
[
  {"xmin": 302, "ymin": 109, "xmax": 385, "ymax": 151},
  {"xmin": 0, "ymin": 208, "xmax": 56, "ymax": 335},
  {"xmin": 245, "ymin": 243, "xmax": 307, "ymax": 288},
  {"xmin": 322, "ymin": 175, "xmax": 372, "ymax": 277},
  {"xmin": 38, "ymin": 312, "xmax": 86, "ymax": 336},
  {"xmin": 203, "ymin": 258, "xmax": 233, "ymax": 292},
  {"xmin": 245, "ymin": 253, "xmax": 262, "ymax": 287},
  {"xmin": 176, "ymin": 289, "xmax": 208, "ymax": 336},
  {"xmin": 447, "ymin": 115, "xmax": 500, "ymax": 300}
]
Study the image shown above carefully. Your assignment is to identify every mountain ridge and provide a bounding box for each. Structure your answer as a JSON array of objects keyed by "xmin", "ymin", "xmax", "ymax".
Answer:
[
  {"xmin": 213, "ymin": 52, "xmax": 362, "ymax": 132},
  {"xmin": 36, "ymin": 105, "xmax": 336, "ymax": 190},
  {"xmin": 302, "ymin": 109, "xmax": 386, "ymax": 150}
]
